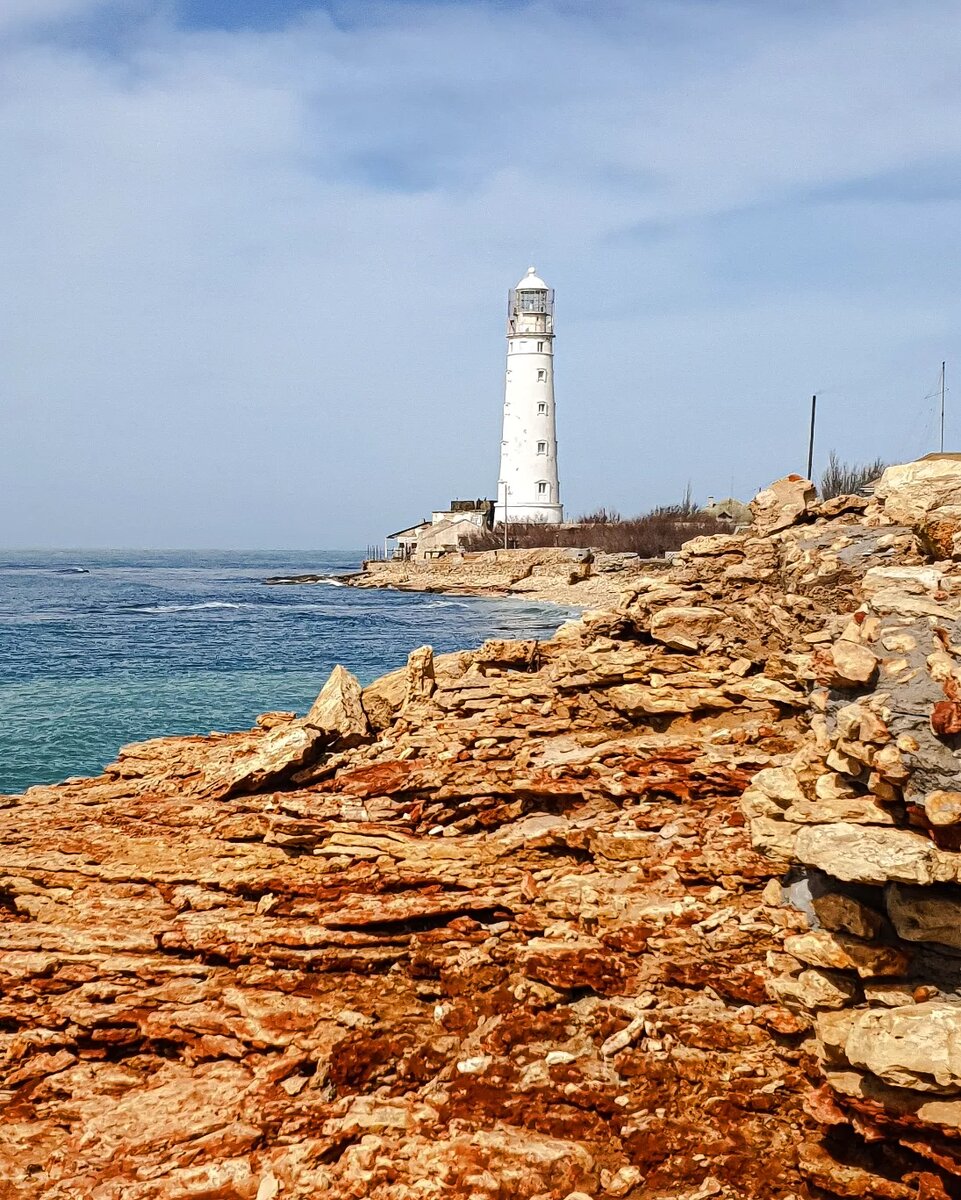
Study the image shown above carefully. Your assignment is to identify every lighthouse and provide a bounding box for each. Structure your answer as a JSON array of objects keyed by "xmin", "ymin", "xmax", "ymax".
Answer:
[{"xmin": 494, "ymin": 267, "xmax": 563, "ymax": 525}]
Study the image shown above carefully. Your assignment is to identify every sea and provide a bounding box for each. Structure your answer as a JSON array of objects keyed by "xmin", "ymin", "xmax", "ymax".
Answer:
[{"xmin": 0, "ymin": 550, "xmax": 574, "ymax": 795}]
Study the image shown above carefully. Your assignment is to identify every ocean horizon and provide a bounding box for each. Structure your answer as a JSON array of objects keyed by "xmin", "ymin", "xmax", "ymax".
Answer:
[{"xmin": 0, "ymin": 549, "xmax": 574, "ymax": 795}]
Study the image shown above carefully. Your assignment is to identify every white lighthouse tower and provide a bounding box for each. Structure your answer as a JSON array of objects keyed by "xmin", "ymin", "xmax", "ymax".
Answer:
[{"xmin": 494, "ymin": 267, "xmax": 563, "ymax": 525}]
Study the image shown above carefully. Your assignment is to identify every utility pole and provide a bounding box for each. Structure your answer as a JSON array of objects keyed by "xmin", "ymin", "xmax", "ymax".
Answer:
[
  {"xmin": 806, "ymin": 394, "xmax": 817, "ymax": 481},
  {"xmin": 941, "ymin": 362, "xmax": 946, "ymax": 454}
]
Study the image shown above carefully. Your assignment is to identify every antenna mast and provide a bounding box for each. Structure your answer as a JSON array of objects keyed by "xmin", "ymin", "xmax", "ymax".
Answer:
[
  {"xmin": 806, "ymin": 395, "xmax": 817, "ymax": 480},
  {"xmin": 941, "ymin": 361, "xmax": 946, "ymax": 453}
]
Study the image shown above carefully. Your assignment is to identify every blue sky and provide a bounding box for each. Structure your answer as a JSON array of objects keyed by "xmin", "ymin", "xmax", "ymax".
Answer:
[{"xmin": 2, "ymin": 0, "xmax": 961, "ymax": 547}]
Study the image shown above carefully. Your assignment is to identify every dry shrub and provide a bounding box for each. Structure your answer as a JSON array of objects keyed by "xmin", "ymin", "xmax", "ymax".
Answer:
[
  {"xmin": 465, "ymin": 494, "xmax": 727, "ymax": 558},
  {"xmin": 819, "ymin": 452, "xmax": 887, "ymax": 500}
]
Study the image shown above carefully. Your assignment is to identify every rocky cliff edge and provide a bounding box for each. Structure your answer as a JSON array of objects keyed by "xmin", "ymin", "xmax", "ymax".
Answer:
[{"xmin": 5, "ymin": 459, "xmax": 961, "ymax": 1198}]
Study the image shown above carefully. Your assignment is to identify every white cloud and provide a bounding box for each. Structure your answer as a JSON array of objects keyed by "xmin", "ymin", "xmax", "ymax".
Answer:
[{"xmin": 2, "ymin": 0, "xmax": 961, "ymax": 546}]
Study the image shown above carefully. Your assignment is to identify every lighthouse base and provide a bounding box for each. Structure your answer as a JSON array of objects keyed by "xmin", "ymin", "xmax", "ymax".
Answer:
[{"xmin": 494, "ymin": 502, "xmax": 564, "ymax": 526}]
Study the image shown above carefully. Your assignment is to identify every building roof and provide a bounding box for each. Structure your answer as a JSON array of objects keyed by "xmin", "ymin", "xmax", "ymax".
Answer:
[
  {"xmin": 386, "ymin": 521, "xmax": 429, "ymax": 540},
  {"xmin": 515, "ymin": 266, "xmax": 548, "ymax": 291},
  {"xmin": 702, "ymin": 497, "xmax": 751, "ymax": 523}
]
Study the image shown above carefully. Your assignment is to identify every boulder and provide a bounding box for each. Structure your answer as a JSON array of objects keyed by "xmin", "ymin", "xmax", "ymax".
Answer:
[
  {"xmin": 819, "ymin": 640, "xmax": 879, "ymax": 689},
  {"xmin": 923, "ymin": 790, "xmax": 961, "ymax": 827},
  {"xmin": 362, "ymin": 666, "xmax": 407, "ymax": 731},
  {"xmin": 199, "ymin": 722, "xmax": 323, "ymax": 799},
  {"xmin": 404, "ymin": 644, "xmax": 437, "ymax": 704},
  {"xmin": 750, "ymin": 474, "xmax": 817, "ymax": 536},
  {"xmin": 649, "ymin": 605, "xmax": 724, "ymax": 652},
  {"xmin": 874, "ymin": 456, "xmax": 961, "ymax": 557},
  {"xmin": 740, "ymin": 766, "xmax": 806, "ymax": 820},
  {"xmin": 793, "ymin": 823, "xmax": 957, "ymax": 886},
  {"xmin": 783, "ymin": 929, "xmax": 910, "ymax": 978},
  {"xmin": 772, "ymin": 968, "xmax": 860, "ymax": 1010},
  {"xmin": 811, "ymin": 891, "xmax": 884, "ymax": 941},
  {"xmin": 886, "ymin": 884, "xmax": 961, "ymax": 950},
  {"xmin": 841, "ymin": 1001, "xmax": 961, "ymax": 1092},
  {"xmin": 304, "ymin": 664, "xmax": 371, "ymax": 748},
  {"xmin": 932, "ymin": 700, "xmax": 961, "ymax": 736}
]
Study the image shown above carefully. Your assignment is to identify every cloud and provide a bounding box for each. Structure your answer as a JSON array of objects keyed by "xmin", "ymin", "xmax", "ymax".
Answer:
[{"xmin": 2, "ymin": 0, "xmax": 961, "ymax": 547}]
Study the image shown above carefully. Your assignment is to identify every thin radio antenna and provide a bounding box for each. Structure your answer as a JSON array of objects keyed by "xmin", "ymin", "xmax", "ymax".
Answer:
[{"xmin": 941, "ymin": 361, "xmax": 946, "ymax": 453}]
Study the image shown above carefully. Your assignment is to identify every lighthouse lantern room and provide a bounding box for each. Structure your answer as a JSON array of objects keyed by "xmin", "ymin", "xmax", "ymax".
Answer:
[{"xmin": 494, "ymin": 267, "xmax": 563, "ymax": 526}]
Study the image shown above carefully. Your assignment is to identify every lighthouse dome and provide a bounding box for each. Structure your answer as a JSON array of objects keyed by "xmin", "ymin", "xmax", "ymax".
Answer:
[{"xmin": 515, "ymin": 266, "xmax": 548, "ymax": 291}]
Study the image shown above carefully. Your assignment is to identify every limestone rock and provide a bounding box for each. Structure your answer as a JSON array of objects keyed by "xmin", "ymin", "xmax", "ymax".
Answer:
[
  {"xmin": 923, "ymin": 789, "xmax": 961, "ymax": 827},
  {"xmin": 811, "ymin": 891, "xmax": 884, "ymax": 941},
  {"xmin": 794, "ymin": 823, "xmax": 957, "ymax": 886},
  {"xmin": 747, "ymin": 816, "xmax": 801, "ymax": 862},
  {"xmin": 886, "ymin": 883, "xmax": 961, "ymax": 950},
  {"xmin": 875, "ymin": 455, "xmax": 961, "ymax": 521},
  {"xmin": 649, "ymin": 605, "xmax": 724, "ymax": 651},
  {"xmin": 750, "ymin": 474, "xmax": 817, "ymax": 536},
  {"xmin": 362, "ymin": 666, "xmax": 406, "ymax": 731},
  {"xmin": 784, "ymin": 929, "xmax": 910, "ymax": 978},
  {"xmin": 931, "ymin": 699, "xmax": 961, "ymax": 736},
  {"xmin": 304, "ymin": 664, "xmax": 371, "ymax": 748},
  {"xmin": 202, "ymin": 722, "xmax": 324, "ymax": 799},
  {"xmin": 740, "ymin": 766, "xmax": 806, "ymax": 820},
  {"xmin": 772, "ymin": 967, "xmax": 859, "ymax": 1010},
  {"xmin": 842, "ymin": 1001, "xmax": 961, "ymax": 1092},
  {"xmin": 820, "ymin": 639, "xmax": 879, "ymax": 689},
  {"xmin": 404, "ymin": 644, "xmax": 437, "ymax": 704},
  {"xmin": 875, "ymin": 456, "xmax": 961, "ymax": 556}
]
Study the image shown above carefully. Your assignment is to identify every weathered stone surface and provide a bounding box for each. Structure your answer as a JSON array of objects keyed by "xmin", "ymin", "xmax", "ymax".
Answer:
[
  {"xmin": 750, "ymin": 474, "xmax": 817, "ymax": 536},
  {"xmin": 649, "ymin": 605, "xmax": 724, "ymax": 651},
  {"xmin": 784, "ymin": 929, "xmax": 910, "ymax": 978},
  {"xmin": 404, "ymin": 643, "xmax": 437, "ymax": 704},
  {"xmin": 771, "ymin": 967, "xmax": 860, "ymax": 1010},
  {"xmin": 932, "ymin": 699, "xmax": 961, "ymax": 736},
  {"xmin": 740, "ymin": 765, "xmax": 805, "ymax": 819},
  {"xmin": 821, "ymin": 639, "xmax": 879, "ymax": 689},
  {"xmin": 304, "ymin": 663, "xmax": 371, "ymax": 747},
  {"xmin": 841, "ymin": 1001, "xmax": 961, "ymax": 1092},
  {"xmin": 886, "ymin": 883, "xmax": 961, "ymax": 949},
  {"xmin": 747, "ymin": 815, "xmax": 801, "ymax": 862},
  {"xmin": 874, "ymin": 456, "xmax": 961, "ymax": 551},
  {"xmin": 794, "ymin": 823, "xmax": 956, "ymax": 886},
  {"xmin": 923, "ymin": 789, "xmax": 961, "ymax": 826},
  {"xmin": 13, "ymin": 457, "xmax": 961, "ymax": 1198},
  {"xmin": 811, "ymin": 891, "xmax": 885, "ymax": 940}
]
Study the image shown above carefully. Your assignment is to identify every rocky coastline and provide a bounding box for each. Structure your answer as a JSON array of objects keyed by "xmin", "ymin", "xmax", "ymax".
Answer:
[
  {"xmin": 6, "ymin": 458, "xmax": 961, "ymax": 1197},
  {"xmin": 266, "ymin": 548, "xmax": 671, "ymax": 610}
]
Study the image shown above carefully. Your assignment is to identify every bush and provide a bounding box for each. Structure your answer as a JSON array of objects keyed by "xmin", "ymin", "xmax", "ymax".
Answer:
[
  {"xmin": 465, "ymin": 492, "xmax": 727, "ymax": 558},
  {"xmin": 819, "ymin": 452, "xmax": 887, "ymax": 500}
]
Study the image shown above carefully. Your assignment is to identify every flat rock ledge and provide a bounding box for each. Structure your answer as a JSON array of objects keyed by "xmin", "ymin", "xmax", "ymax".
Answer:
[{"xmin": 6, "ymin": 458, "xmax": 961, "ymax": 1198}]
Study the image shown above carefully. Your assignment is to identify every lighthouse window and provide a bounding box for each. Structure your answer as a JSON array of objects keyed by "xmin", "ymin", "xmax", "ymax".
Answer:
[
  {"xmin": 537, "ymin": 341, "xmax": 544, "ymax": 352},
  {"xmin": 538, "ymin": 482, "xmax": 548, "ymax": 496},
  {"xmin": 537, "ymin": 369, "xmax": 546, "ymax": 382},
  {"xmin": 538, "ymin": 402, "xmax": 547, "ymax": 414},
  {"xmin": 518, "ymin": 290, "xmax": 547, "ymax": 314},
  {"xmin": 537, "ymin": 441, "xmax": 547, "ymax": 455}
]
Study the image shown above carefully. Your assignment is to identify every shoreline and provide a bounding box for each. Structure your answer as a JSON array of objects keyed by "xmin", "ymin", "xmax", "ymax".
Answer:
[{"xmin": 264, "ymin": 545, "xmax": 673, "ymax": 609}]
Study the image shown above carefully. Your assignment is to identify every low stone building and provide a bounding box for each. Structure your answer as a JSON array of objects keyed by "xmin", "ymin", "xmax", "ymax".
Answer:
[
  {"xmin": 701, "ymin": 496, "xmax": 751, "ymax": 526},
  {"xmin": 383, "ymin": 499, "xmax": 494, "ymax": 562}
]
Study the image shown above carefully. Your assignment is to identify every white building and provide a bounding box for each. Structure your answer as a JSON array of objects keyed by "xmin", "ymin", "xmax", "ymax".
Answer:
[{"xmin": 494, "ymin": 267, "xmax": 563, "ymax": 525}]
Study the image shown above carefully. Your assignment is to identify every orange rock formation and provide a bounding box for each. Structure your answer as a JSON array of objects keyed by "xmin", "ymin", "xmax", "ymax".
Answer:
[{"xmin": 5, "ymin": 458, "xmax": 961, "ymax": 1199}]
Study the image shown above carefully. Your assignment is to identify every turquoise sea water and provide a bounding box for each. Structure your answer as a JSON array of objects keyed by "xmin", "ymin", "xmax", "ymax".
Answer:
[{"xmin": 0, "ymin": 550, "xmax": 573, "ymax": 795}]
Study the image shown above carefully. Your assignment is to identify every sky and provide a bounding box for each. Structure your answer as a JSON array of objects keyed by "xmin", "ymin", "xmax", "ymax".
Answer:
[{"xmin": 3, "ymin": 0, "xmax": 961, "ymax": 549}]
